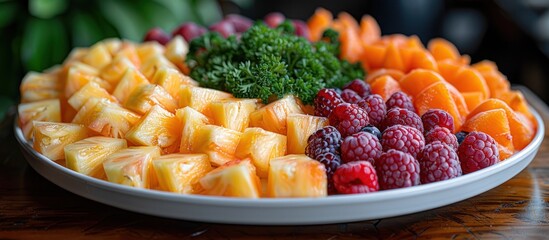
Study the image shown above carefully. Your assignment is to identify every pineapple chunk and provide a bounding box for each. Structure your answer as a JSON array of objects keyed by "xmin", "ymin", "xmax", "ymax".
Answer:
[
  {"xmin": 179, "ymin": 86, "xmax": 233, "ymax": 117},
  {"xmin": 20, "ymin": 72, "xmax": 61, "ymax": 103},
  {"xmin": 192, "ymin": 125, "xmax": 242, "ymax": 166},
  {"xmin": 64, "ymin": 66, "xmax": 112, "ymax": 98},
  {"xmin": 124, "ymin": 84, "xmax": 178, "ymax": 114},
  {"xmin": 286, "ymin": 113, "xmax": 329, "ymax": 154},
  {"xmin": 249, "ymin": 95, "xmax": 305, "ymax": 134},
  {"xmin": 199, "ymin": 159, "xmax": 261, "ymax": 198},
  {"xmin": 112, "ymin": 67, "xmax": 149, "ymax": 103},
  {"xmin": 113, "ymin": 42, "xmax": 141, "ymax": 67},
  {"xmin": 103, "ymin": 146, "xmax": 161, "ymax": 188},
  {"xmin": 209, "ymin": 98, "xmax": 259, "ymax": 132},
  {"xmin": 102, "ymin": 38, "xmax": 122, "ymax": 56},
  {"xmin": 151, "ymin": 67, "xmax": 196, "ymax": 102},
  {"xmin": 65, "ymin": 136, "xmax": 127, "ymax": 178},
  {"xmin": 140, "ymin": 54, "xmax": 176, "ymax": 80},
  {"xmin": 81, "ymin": 42, "xmax": 112, "ymax": 69},
  {"xmin": 72, "ymin": 98, "xmax": 141, "ymax": 138},
  {"xmin": 100, "ymin": 57, "xmax": 135, "ymax": 86},
  {"xmin": 67, "ymin": 81, "xmax": 117, "ymax": 110},
  {"xmin": 126, "ymin": 105, "xmax": 181, "ymax": 154},
  {"xmin": 164, "ymin": 35, "xmax": 189, "ymax": 71},
  {"xmin": 176, "ymin": 107, "xmax": 211, "ymax": 153},
  {"xmin": 267, "ymin": 154, "xmax": 327, "ymax": 198},
  {"xmin": 152, "ymin": 153, "xmax": 212, "ymax": 194},
  {"xmin": 63, "ymin": 48, "xmax": 88, "ymax": 64},
  {"xmin": 136, "ymin": 41, "xmax": 164, "ymax": 63},
  {"xmin": 18, "ymin": 99, "xmax": 61, "ymax": 140},
  {"xmin": 235, "ymin": 127, "xmax": 287, "ymax": 178},
  {"xmin": 33, "ymin": 121, "xmax": 88, "ymax": 161}
]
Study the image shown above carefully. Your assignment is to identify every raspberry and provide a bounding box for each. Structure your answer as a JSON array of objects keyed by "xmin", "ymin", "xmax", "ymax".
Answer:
[
  {"xmin": 376, "ymin": 149, "xmax": 420, "ymax": 190},
  {"xmin": 458, "ymin": 132, "xmax": 499, "ymax": 174},
  {"xmin": 341, "ymin": 132, "xmax": 382, "ymax": 164},
  {"xmin": 425, "ymin": 126, "xmax": 459, "ymax": 150},
  {"xmin": 360, "ymin": 125, "xmax": 382, "ymax": 140},
  {"xmin": 381, "ymin": 124, "xmax": 425, "ymax": 158},
  {"xmin": 421, "ymin": 109, "xmax": 455, "ymax": 133},
  {"xmin": 305, "ymin": 126, "xmax": 342, "ymax": 159},
  {"xmin": 455, "ymin": 131, "xmax": 468, "ymax": 145},
  {"xmin": 341, "ymin": 89, "xmax": 361, "ymax": 104},
  {"xmin": 315, "ymin": 152, "xmax": 341, "ymax": 194},
  {"xmin": 382, "ymin": 107, "xmax": 424, "ymax": 132},
  {"xmin": 357, "ymin": 94, "xmax": 386, "ymax": 128},
  {"xmin": 333, "ymin": 161, "xmax": 379, "ymax": 194},
  {"xmin": 328, "ymin": 103, "xmax": 370, "ymax": 137},
  {"xmin": 314, "ymin": 88, "xmax": 344, "ymax": 117},
  {"xmin": 419, "ymin": 141, "xmax": 462, "ymax": 184},
  {"xmin": 343, "ymin": 79, "xmax": 371, "ymax": 98},
  {"xmin": 386, "ymin": 91, "xmax": 414, "ymax": 112}
]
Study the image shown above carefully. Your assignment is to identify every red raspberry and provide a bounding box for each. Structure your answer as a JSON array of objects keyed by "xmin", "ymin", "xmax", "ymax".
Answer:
[
  {"xmin": 382, "ymin": 107, "xmax": 424, "ymax": 132},
  {"xmin": 341, "ymin": 89, "xmax": 361, "ymax": 104},
  {"xmin": 315, "ymin": 152, "xmax": 341, "ymax": 194},
  {"xmin": 314, "ymin": 88, "xmax": 344, "ymax": 117},
  {"xmin": 357, "ymin": 94, "xmax": 386, "ymax": 128},
  {"xmin": 458, "ymin": 132, "xmax": 499, "ymax": 174},
  {"xmin": 376, "ymin": 149, "xmax": 420, "ymax": 190},
  {"xmin": 305, "ymin": 126, "xmax": 342, "ymax": 159},
  {"xmin": 386, "ymin": 91, "xmax": 415, "ymax": 112},
  {"xmin": 341, "ymin": 132, "xmax": 382, "ymax": 164},
  {"xmin": 425, "ymin": 126, "xmax": 459, "ymax": 150},
  {"xmin": 381, "ymin": 124, "xmax": 425, "ymax": 158},
  {"xmin": 343, "ymin": 79, "xmax": 371, "ymax": 98},
  {"xmin": 328, "ymin": 103, "xmax": 370, "ymax": 137},
  {"xmin": 419, "ymin": 141, "xmax": 462, "ymax": 184},
  {"xmin": 333, "ymin": 161, "xmax": 379, "ymax": 194},
  {"xmin": 144, "ymin": 28, "xmax": 171, "ymax": 45},
  {"xmin": 421, "ymin": 109, "xmax": 455, "ymax": 133}
]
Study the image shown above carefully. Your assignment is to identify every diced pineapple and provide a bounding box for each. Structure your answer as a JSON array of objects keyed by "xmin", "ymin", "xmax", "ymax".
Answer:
[
  {"xmin": 124, "ymin": 84, "xmax": 178, "ymax": 114},
  {"xmin": 20, "ymin": 72, "xmax": 61, "ymax": 103},
  {"xmin": 113, "ymin": 41, "xmax": 140, "ymax": 67},
  {"xmin": 151, "ymin": 67, "xmax": 197, "ymax": 102},
  {"xmin": 63, "ymin": 48, "xmax": 89, "ymax": 64},
  {"xmin": 136, "ymin": 41, "xmax": 164, "ymax": 63},
  {"xmin": 33, "ymin": 121, "xmax": 88, "ymax": 160},
  {"xmin": 72, "ymin": 98, "xmax": 141, "ymax": 138},
  {"xmin": 267, "ymin": 154, "xmax": 327, "ymax": 198},
  {"xmin": 179, "ymin": 86, "xmax": 233, "ymax": 117},
  {"xmin": 286, "ymin": 113, "xmax": 329, "ymax": 154},
  {"xmin": 67, "ymin": 81, "xmax": 117, "ymax": 110},
  {"xmin": 164, "ymin": 35, "xmax": 188, "ymax": 71},
  {"xmin": 125, "ymin": 105, "xmax": 181, "ymax": 154},
  {"xmin": 209, "ymin": 98, "xmax": 259, "ymax": 132},
  {"xmin": 100, "ymin": 57, "xmax": 135, "ymax": 86},
  {"xmin": 199, "ymin": 159, "xmax": 261, "ymax": 198},
  {"xmin": 235, "ymin": 127, "xmax": 287, "ymax": 178},
  {"xmin": 65, "ymin": 136, "xmax": 127, "ymax": 178},
  {"xmin": 81, "ymin": 42, "xmax": 112, "ymax": 69},
  {"xmin": 140, "ymin": 54, "xmax": 176, "ymax": 80},
  {"xmin": 18, "ymin": 99, "xmax": 61, "ymax": 140},
  {"xmin": 192, "ymin": 125, "xmax": 242, "ymax": 166},
  {"xmin": 249, "ymin": 95, "xmax": 305, "ymax": 134},
  {"xmin": 103, "ymin": 146, "xmax": 161, "ymax": 188},
  {"xmin": 64, "ymin": 66, "xmax": 112, "ymax": 98},
  {"xmin": 112, "ymin": 67, "xmax": 149, "ymax": 103},
  {"xmin": 152, "ymin": 153, "xmax": 212, "ymax": 194},
  {"xmin": 176, "ymin": 107, "xmax": 210, "ymax": 153},
  {"xmin": 101, "ymin": 38, "xmax": 122, "ymax": 56}
]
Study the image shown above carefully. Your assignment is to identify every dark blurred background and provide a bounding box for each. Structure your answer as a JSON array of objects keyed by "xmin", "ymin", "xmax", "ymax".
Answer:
[{"xmin": 2, "ymin": 0, "xmax": 549, "ymax": 123}]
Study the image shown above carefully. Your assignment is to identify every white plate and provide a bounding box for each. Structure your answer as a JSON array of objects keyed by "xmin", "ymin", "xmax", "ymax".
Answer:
[{"xmin": 15, "ymin": 108, "xmax": 545, "ymax": 225}]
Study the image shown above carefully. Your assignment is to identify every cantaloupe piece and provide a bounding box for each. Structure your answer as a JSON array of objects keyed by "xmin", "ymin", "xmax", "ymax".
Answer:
[
  {"xmin": 414, "ymin": 82, "xmax": 463, "ymax": 131},
  {"xmin": 399, "ymin": 69, "xmax": 444, "ymax": 98},
  {"xmin": 461, "ymin": 109, "xmax": 514, "ymax": 160},
  {"xmin": 370, "ymin": 75, "xmax": 401, "ymax": 101},
  {"xmin": 307, "ymin": 8, "xmax": 333, "ymax": 42}
]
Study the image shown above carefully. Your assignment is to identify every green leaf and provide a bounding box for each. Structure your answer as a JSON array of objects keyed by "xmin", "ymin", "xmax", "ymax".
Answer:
[
  {"xmin": 0, "ymin": 1, "xmax": 18, "ymax": 28},
  {"xmin": 0, "ymin": 95, "xmax": 14, "ymax": 122},
  {"xmin": 196, "ymin": 0, "xmax": 222, "ymax": 26},
  {"xmin": 21, "ymin": 18, "xmax": 68, "ymax": 71},
  {"xmin": 99, "ymin": 0, "xmax": 145, "ymax": 41},
  {"xmin": 70, "ymin": 11, "xmax": 105, "ymax": 47},
  {"xmin": 29, "ymin": 0, "xmax": 68, "ymax": 19},
  {"xmin": 135, "ymin": 0, "xmax": 179, "ymax": 35}
]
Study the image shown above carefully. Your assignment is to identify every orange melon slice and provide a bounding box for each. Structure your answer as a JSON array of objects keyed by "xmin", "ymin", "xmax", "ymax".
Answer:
[
  {"xmin": 461, "ymin": 109, "xmax": 514, "ymax": 160},
  {"xmin": 414, "ymin": 82, "xmax": 463, "ymax": 131}
]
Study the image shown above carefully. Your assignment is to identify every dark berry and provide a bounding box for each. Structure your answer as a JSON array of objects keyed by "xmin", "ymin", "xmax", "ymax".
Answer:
[
  {"xmin": 292, "ymin": 20, "xmax": 310, "ymax": 39},
  {"xmin": 360, "ymin": 125, "xmax": 382, "ymax": 140},
  {"xmin": 172, "ymin": 22, "xmax": 207, "ymax": 42},
  {"xmin": 376, "ymin": 149, "xmax": 420, "ymax": 190},
  {"xmin": 458, "ymin": 132, "xmax": 499, "ymax": 174},
  {"xmin": 341, "ymin": 132, "xmax": 382, "ymax": 164},
  {"xmin": 305, "ymin": 126, "xmax": 342, "ymax": 159},
  {"xmin": 455, "ymin": 131, "xmax": 469, "ymax": 145},
  {"xmin": 144, "ymin": 28, "xmax": 171, "ymax": 45},
  {"xmin": 264, "ymin": 12, "xmax": 285, "ymax": 28},
  {"xmin": 386, "ymin": 91, "xmax": 415, "ymax": 112},
  {"xmin": 357, "ymin": 94, "xmax": 386, "ymax": 128},
  {"xmin": 341, "ymin": 89, "xmax": 361, "ymax": 104},
  {"xmin": 315, "ymin": 152, "xmax": 341, "ymax": 194},
  {"xmin": 343, "ymin": 79, "xmax": 371, "ymax": 98},
  {"xmin": 421, "ymin": 109, "xmax": 455, "ymax": 133},
  {"xmin": 425, "ymin": 126, "xmax": 459, "ymax": 150},
  {"xmin": 224, "ymin": 14, "xmax": 253, "ymax": 33},
  {"xmin": 209, "ymin": 20, "xmax": 236, "ymax": 38},
  {"xmin": 328, "ymin": 103, "xmax": 370, "ymax": 137},
  {"xmin": 333, "ymin": 161, "xmax": 379, "ymax": 194},
  {"xmin": 382, "ymin": 107, "xmax": 424, "ymax": 132},
  {"xmin": 381, "ymin": 124, "xmax": 425, "ymax": 158},
  {"xmin": 314, "ymin": 88, "xmax": 344, "ymax": 117},
  {"xmin": 419, "ymin": 141, "xmax": 462, "ymax": 184}
]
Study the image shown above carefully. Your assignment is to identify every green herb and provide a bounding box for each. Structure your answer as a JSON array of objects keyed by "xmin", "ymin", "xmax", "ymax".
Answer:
[{"xmin": 186, "ymin": 21, "xmax": 365, "ymax": 104}]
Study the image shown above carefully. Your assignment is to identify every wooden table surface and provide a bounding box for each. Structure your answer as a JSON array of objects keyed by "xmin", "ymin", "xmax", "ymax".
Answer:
[{"xmin": 1, "ymin": 88, "xmax": 548, "ymax": 239}]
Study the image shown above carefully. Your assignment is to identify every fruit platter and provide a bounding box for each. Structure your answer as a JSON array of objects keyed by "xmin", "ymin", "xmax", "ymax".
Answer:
[{"xmin": 15, "ymin": 9, "xmax": 544, "ymax": 224}]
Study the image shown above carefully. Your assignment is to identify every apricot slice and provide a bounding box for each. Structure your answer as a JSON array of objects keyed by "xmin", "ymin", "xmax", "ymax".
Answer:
[
  {"xmin": 438, "ymin": 61, "xmax": 490, "ymax": 99},
  {"xmin": 365, "ymin": 68, "xmax": 404, "ymax": 84},
  {"xmin": 461, "ymin": 109, "xmax": 514, "ymax": 160},
  {"xmin": 399, "ymin": 69, "xmax": 444, "ymax": 98},
  {"xmin": 461, "ymin": 92, "xmax": 484, "ymax": 112},
  {"xmin": 361, "ymin": 44, "xmax": 387, "ymax": 71},
  {"xmin": 414, "ymin": 82, "xmax": 463, "ymax": 131},
  {"xmin": 370, "ymin": 75, "xmax": 401, "ymax": 101},
  {"xmin": 498, "ymin": 90, "xmax": 535, "ymax": 125},
  {"xmin": 428, "ymin": 38, "xmax": 460, "ymax": 62},
  {"xmin": 407, "ymin": 49, "xmax": 438, "ymax": 73},
  {"xmin": 359, "ymin": 15, "xmax": 381, "ymax": 44},
  {"xmin": 307, "ymin": 8, "xmax": 333, "ymax": 42},
  {"xmin": 383, "ymin": 43, "xmax": 406, "ymax": 72}
]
